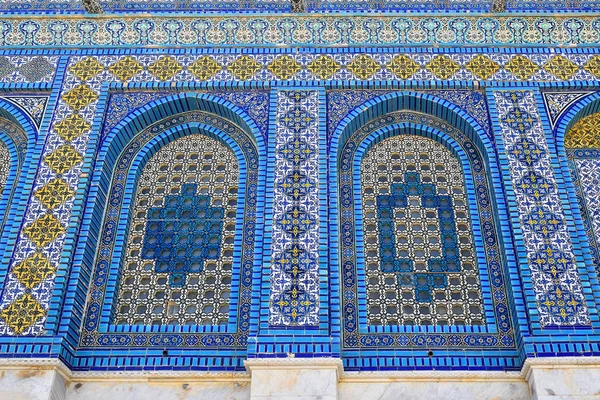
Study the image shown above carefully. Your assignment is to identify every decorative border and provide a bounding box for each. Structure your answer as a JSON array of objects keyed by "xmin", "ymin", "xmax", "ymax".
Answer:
[{"xmin": 4, "ymin": 15, "xmax": 600, "ymax": 47}]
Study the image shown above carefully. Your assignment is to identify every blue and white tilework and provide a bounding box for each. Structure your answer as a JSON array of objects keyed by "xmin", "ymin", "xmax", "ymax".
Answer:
[
  {"xmin": 493, "ymin": 90, "xmax": 589, "ymax": 327},
  {"xmin": 1, "ymin": 96, "xmax": 49, "ymax": 129},
  {"xmin": 542, "ymin": 91, "xmax": 593, "ymax": 128},
  {"xmin": 360, "ymin": 135, "xmax": 484, "ymax": 326},
  {"xmin": 269, "ymin": 90, "xmax": 320, "ymax": 327}
]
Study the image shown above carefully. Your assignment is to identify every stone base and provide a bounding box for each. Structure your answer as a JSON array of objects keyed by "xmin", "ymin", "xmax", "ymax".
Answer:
[
  {"xmin": 525, "ymin": 357, "xmax": 600, "ymax": 400},
  {"xmin": 0, "ymin": 361, "xmax": 68, "ymax": 400},
  {"xmin": 3, "ymin": 357, "xmax": 600, "ymax": 399},
  {"xmin": 245, "ymin": 358, "xmax": 343, "ymax": 400}
]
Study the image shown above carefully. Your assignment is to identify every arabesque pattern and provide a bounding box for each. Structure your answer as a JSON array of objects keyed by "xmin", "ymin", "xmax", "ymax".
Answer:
[{"xmin": 493, "ymin": 90, "xmax": 589, "ymax": 327}]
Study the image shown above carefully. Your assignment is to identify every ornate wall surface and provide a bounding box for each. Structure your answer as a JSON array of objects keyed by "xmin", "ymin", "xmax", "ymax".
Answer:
[{"xmin": 3, "ymin": 2, "xmax": 600, "ymax": 399}]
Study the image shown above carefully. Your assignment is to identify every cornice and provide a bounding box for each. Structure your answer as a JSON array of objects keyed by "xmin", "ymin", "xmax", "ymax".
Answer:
[{"xmin": 1, "ymin": 13, "xmax": 600, "ymax": 49}]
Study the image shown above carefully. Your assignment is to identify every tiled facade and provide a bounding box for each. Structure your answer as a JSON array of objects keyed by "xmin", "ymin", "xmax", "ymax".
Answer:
[{"xmin": 1, "ymin": 4, "xmax": 600, "ymax": 389}]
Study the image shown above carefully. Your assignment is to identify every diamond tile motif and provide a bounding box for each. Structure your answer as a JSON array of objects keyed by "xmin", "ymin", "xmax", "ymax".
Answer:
[
  {"xmin": 565, "ymin": 113, "xmax": 600, "ymax": 148},
  {"xmin": 53, "ymin": 114, "xmax": 91, "ymax": 142},
  {"xmin": 61, "ymin": 84, "xmax": 99, "ymax": 112},
  {"xmin": 43, "ymin": 144, "xmax": 83, "ymax": 175},
  {"xmin": 584, "ymin": 56, "xmax": 600, "ymax": 79},
  {"xmin": 307, "ymin": 56, "xmax": 341, "ymax": 79},
  {"xmin": 347, "ymin": 55, "xmax": 381, "ymax": 80},
  {"xmin": 0, "ymin": 57, "xmax": 15, "ymax": 78},
  {"xmin": 188, "ymin": 56, "xmax": 222, "ymax": 80},
  {"xmin": 466, "ymin": 55, "xmax": 500, "ymax": 80},
  {"xmin": 517, "ymin": 171, "xmax": 553, "ymax": 201},
  {"xmin": 34, "ymin": 178, "xmax": 74, "ymax": 210},
  {"xmin": 505, "ymin": 56, "xmax": 539, "ymax": 80},
  {"xmin": 19, "ymin": 57, "xmax": 53, "ymax": 82},
  {"xmin": 108, "ymin": 56, "xmax": 143, "ymax": 82},
  {"xmin": 0, "ymin": 293, "xmax": 45, "ymax": 335},
  {"xmin": 69, "ymin": 57, "xmax": 104, "ymax": 82},
  {"xmin": 268, "ymin": 55, "xmax": 302, "ymax": 80},
  {"xmin": 386, "ymin": 55, "xmax": 420, "ymax": 79},
  {"xmin": 493, "ymin": 90, "xmax": 589, "ymax": 327},
  {"xmin": 11, "ymin": 253, "xmax": 55, "ymax": 290},
  {"xmin": 227, "ymin": 55, "xmax": 262, "ymax": 80},
  {"xmin": 426, "ymin": 55, "xmax": 460, "ymax": 80},
  {"xmin": 544, "ymin": 56, "xmax": 579, "ymax": 80},
  {"xmin": 23, "ymin": 214, "xmax": 66, "ymax": 248},
  {"xmin": 148, "ymin": 56, "xmax": 182, "ymax": 81}
]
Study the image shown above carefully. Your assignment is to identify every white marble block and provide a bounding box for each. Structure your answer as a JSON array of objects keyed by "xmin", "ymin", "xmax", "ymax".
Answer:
[
  {"xmin": 526, "ymin": 358, "xmax": 600, "ymax": 400},
  {"xmin": 245, "ymin": 358, "xmax": 343, "ymax": 400},
  {"xmin": 0, "ymin": 367, "xmax": 67, "ymax": 400}
]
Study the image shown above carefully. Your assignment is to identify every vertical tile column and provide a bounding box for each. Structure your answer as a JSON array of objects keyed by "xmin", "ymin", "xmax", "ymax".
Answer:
[
  {"xmin": 250, "ymin": 87, "xmax": 337, "ymax": 360},
  {"xmin": 269, "ymin": 90, "xmax": 321, "ymax": 327},
  {"xmin": 490, "ymin": 89, "xmax": 590, "ymax": 327}
]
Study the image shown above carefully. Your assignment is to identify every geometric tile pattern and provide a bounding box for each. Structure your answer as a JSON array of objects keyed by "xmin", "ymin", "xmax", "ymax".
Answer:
[
  {"xmin": 340, "ymin": 111, "xmax": 515, "ymax": 350},
  {"xmin": 270, "ymin": 90, "xmax": 320, "ymax": 326},
  {"xmin": 0, "ymin": 293, "xmax": 45, "ymax": 335},
  {"xmin": 6, "ymin": 16, "xmax": 600, "ymax": 47},
  {"xmin": 566, "ymin": 113, "xmax": 600, "ymax": 148},
  {"xmin": 361, "ymin": 136, "xmax": 483, "ymax": 326},
  {"xmin": 493, "ymin": 90, "xmax": 589, "ymax": 327},
  {"xmin": 0, "ymin": 56, "xmax": 58, "ymax": 84},
  {"xmin": 81, "ymin": 111, "xmax": 258, "ymax": 348},
  {"xmin": 542, "ymin": 91, "xmax": 592, "ymax": 128},
  {"xmin": 113, "ymin": 135, "xmax": 238, "ymax": 326},
  {"xmin": 11, "ymin": 253, "xmax": 55, "ymax": 290},
  {"xmin": 33, "ymin": 178, "xmax": 73, "ymax": 210}
]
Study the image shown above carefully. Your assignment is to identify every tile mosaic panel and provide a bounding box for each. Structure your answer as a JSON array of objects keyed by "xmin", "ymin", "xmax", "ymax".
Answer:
[
  {"xmin": 361, "ymin": 135, "xmax": 484, "ymax": 327},
  {"xmin": 0, "ymin": 0, "xmax": 290, "ymax": 14},
  {"xmin": 269, "ymin": 90, "xmax": 320, "ymax": 327},
  {"xmin": 0, "ymin": 56, "xmax": 58, "ymax": 84},
  {"xmin": 339, "ymin": 110, "xmax": 515, "ymax": 352},
  {"xmin": 0, "ymin": 141, "xmax": 10, "ymax": 197},
  {"xmin": 1, "ymin": 96, "xmax": 48, "ymax": 129},
  {"xmin": 113, "ymin": 135, "xmax": 239, "ymax": 327},
  {"xmin": 542, "ymin": 91, "xmax": 594, "ymax": 128},
  {"xmin": 306, "ymin": 0, "xmax": 492, "ymax": 12},
  {"xmin": 81, "ymin": 111, "xmax": 258, "ymax": 348},
  {"xmin": 493, "ymin": 90, "xmax": 589, "ymax": 327}
]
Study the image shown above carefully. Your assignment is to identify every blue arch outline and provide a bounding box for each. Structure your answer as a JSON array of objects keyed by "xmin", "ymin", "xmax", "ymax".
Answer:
[
  {"xmin": 0, "ymin": 98, "xmax": 38, "ymax": 298},
  {"xmin": 328, "ymin": 91, "xmax": 527, "ymax": 370},
  {"xmin": 351, "ymin": 123, "xmax": 495, "ymax": 334},
  {"xmin": 58, "ymin": 92, "xmax": 266, "ymax": 370}
]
